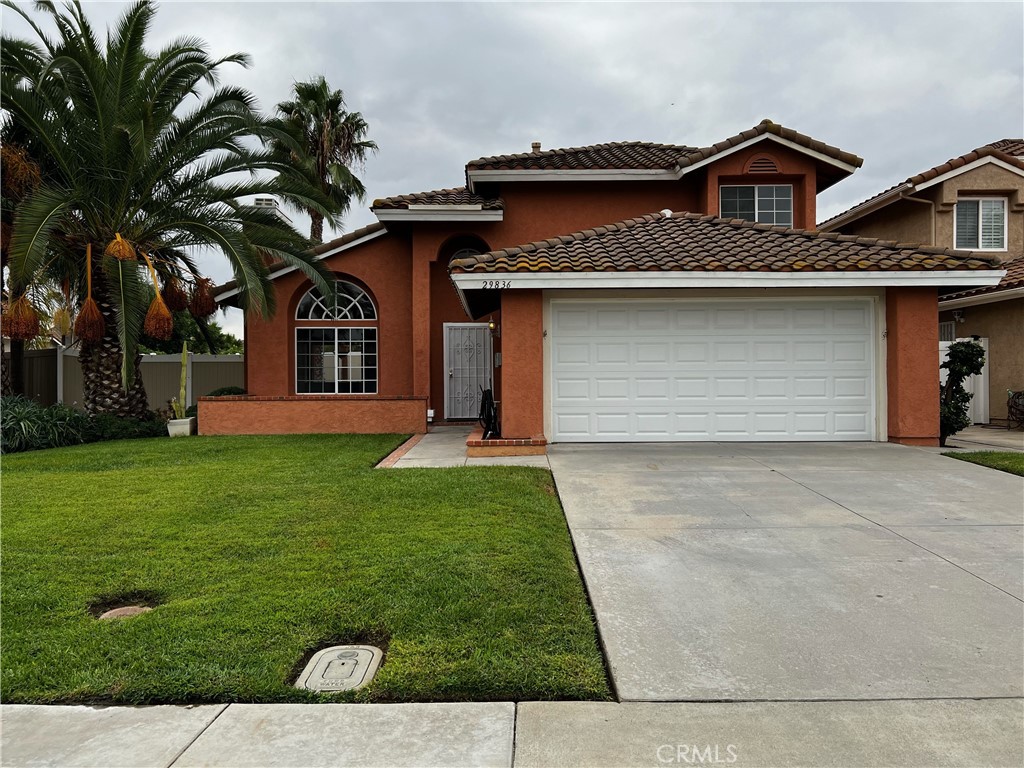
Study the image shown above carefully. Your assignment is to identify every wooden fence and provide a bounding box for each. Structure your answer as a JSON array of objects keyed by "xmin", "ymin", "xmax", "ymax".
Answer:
[{"xmin": 15, "ymin": 347, "xmax": 244, "ymax": 411}]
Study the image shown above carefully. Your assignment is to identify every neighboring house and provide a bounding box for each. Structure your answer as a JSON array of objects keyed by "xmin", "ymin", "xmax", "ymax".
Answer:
[
  {"xmin": 208, "ymin": 120, "xmax": 1004, "ymax": 448},
  {"xmin": 821, "ymin": 140, "xmax": 1023, "ymax": 423}
]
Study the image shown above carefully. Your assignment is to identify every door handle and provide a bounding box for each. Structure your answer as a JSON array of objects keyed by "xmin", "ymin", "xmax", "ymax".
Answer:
[{"xmin": 448, "ymin": 369, "xmax": 453, "ymax": 377}]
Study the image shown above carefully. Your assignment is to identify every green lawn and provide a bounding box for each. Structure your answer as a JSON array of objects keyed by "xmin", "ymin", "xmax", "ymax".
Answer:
[
  {"xmin": 944, "ymin": 450, "xmax": 1024, "ymax": 477},
  {"xmin": 0, "ymin": 435, "xmax": 610, "ymax": 704}
]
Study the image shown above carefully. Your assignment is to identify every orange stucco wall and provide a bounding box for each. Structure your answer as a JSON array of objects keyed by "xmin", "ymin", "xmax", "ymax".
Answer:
[
  {"xmin": 198, "ymin": 396, "xmax": 426, "ymax": 435},
  {"xmin": 230, "ymin": 148, "xmax": 952, "ymax": 442},
  {"xmin": 703, "ymin": 144, "xmax": 818, "ymax": 229},
  {"xmin": 245, "ymin": 233, "xmax": 414, "ymax": 398},
  {"xmin": 886, "ymin": 287, "xmax": 940, "ymax": 445},
  {"xmin": 497, "ymin": 290, "xmax": 544, "ymax": 439}
]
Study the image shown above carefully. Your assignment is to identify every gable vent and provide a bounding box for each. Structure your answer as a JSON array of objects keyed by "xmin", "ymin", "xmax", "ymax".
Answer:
[{"xmin": 746, "ymin": 155, "xmax": 780, "ymax": 174}]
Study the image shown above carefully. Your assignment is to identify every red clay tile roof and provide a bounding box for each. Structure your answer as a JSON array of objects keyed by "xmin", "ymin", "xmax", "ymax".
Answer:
[
  {"xmin": 466, "ymin": 120, "xmax": 862, "ymax": 173},
  {"xmin": 942, "ymin": 255, "xmax": 1024, "ymax": 301},
  {"xmin": 674, "ymin": 119, "xmax": 862, "ymax": 171},
  {"xmin": 467, "ymin": 141, "xmax": 696, "ymax": 171},
  {"xmin": 449, "ymin": 212, "xmax": 999, "ymax": 274},
  {"xmin": 820, "ymin": 139, "xmax": 1024, "ymax": 230},
  {"xmin": 372, "ymin": 187, "xmax": 503, "ymax": 210}
]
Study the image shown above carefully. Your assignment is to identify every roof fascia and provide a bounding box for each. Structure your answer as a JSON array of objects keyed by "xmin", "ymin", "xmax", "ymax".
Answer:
[
  {"xmin": 451, "ymin": 269, "xmax": 1006, "ymax": 291},
  {"xmin": 913, "ymin": 155, "xmax": 1024, "ymax": 193},
  {"xmin": 939, "ymin": 285, "xmax": 1024, "ymax": 310},
  {"xmin": 373, "ymin": 208, "xmax": 503, "ymax": 223}
]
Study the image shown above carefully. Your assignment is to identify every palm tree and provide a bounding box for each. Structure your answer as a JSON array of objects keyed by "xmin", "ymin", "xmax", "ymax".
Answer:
[
  {"xmin": 272, "ymin": 76, "xmax": 377, "ymax": 243},
  {"xmin": 1, "ymin": 0, "xmax": 335, "ymax": 417}
]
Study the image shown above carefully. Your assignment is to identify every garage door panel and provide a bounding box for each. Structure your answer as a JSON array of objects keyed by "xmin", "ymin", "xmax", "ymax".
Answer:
[{"xmin": 550, "ymin": 299, "xmax": 875, "ymax": 442}]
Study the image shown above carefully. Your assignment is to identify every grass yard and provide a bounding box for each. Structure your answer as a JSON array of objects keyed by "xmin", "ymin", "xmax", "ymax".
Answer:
[
  {"xmin": 0, "ymin": 435, "xmax": 610, "ymax": 704},
  {"xmin": 944, "ymin": 450, "xmax": 1024, "ymax": 477}
]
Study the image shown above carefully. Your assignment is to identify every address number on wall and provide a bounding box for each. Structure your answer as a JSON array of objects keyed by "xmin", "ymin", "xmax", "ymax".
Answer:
[{"xmin": 480, "ymin": 280, "xmax": 512, "ymax": 289}]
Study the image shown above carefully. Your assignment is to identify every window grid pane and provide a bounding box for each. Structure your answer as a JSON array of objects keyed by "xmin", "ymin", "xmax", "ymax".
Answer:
[
  {"xmin": 296, "ymin": 280, "xmax": 377, "ymax": 320},
  {"xmin": 980, "ymin": 200, "xmax": 1006, "ymax": 249},
  {"xmin": 721, "ymin": 185, "xmax": 792, "ymax": 226},
  {"xmin": 296, "ymin": 328, "xmax": 378, "ymax": 394},
  {"xmin": 955, "ymin": 200, "xmax": 980, "ymax": 249}
]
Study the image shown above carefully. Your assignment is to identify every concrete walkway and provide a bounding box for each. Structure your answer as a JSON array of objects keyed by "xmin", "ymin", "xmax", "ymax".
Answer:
[
  {"xmin": 4, "ymin": 699, "xmax": 1022, "ymax": 767},
  {"xmin": 944, "ymin": 424, "xmax": 1024, "ymax": 452},
  {"xmin": 549, "ymin": 442, "xmax": 1024, "ymax": 702},
  {"xmin": 387, "ymin": 425, "xmax": 550, "ymax": 468}
]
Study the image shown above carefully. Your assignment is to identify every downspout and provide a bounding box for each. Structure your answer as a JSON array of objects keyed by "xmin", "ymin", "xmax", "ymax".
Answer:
[{"xmin": 898, "ymin": 190, "xmax": 936, "ymax": 245}]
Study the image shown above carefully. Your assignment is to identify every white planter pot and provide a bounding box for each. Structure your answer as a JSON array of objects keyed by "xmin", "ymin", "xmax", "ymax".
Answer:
[{"xmin": 167, "ymin": 417, "xmax": 196, "ymax": 437}]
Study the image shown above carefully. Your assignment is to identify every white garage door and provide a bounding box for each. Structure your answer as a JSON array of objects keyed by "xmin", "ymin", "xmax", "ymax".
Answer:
[{"xmin": 550, "ymin": 299, "xmax": 875, "ymax": 442}]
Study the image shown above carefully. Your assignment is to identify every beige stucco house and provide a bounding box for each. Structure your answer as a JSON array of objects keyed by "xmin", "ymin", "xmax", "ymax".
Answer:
[{"xmin": 821, "ymin": 140, "xmax": 1024, "ymax": 423}]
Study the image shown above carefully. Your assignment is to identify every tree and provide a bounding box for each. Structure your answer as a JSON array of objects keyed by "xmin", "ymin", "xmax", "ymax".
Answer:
[
  {"xmin": 1, "ymin": 0, "xmax": 336, "ymax": 417},
  {"xmin": 272, "ymin": 76, "xmax": 377, "ymax": 243},
  {"xmin": 940, "ymin": 340, "xmax": 986, "ymax": 446}
]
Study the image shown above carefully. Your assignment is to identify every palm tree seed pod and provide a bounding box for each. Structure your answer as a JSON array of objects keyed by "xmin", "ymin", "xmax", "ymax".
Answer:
[
  {"xmin": 74, "ymin": 298, "xmax": 105, "ymax": 343},
  {"xmin": 189, "ymin": 278, "xmax": 217, "ymax": 318},
  {"xmin": 2, "ymin": 295, "xmax": 41, "ymax": 341},
  {"xmin": 163, "ymin": 278, "xmax": 189, "ymax": 312},
  {"xmin": 144, "ymin": 294, "xmax": 174, "ymax": 340},
  {"xmin": 104, "ymin": 232, "xmax": 135, "ymax": 261},
  {"xmin": 52, "ymin": 306, "xmax": 73, "ymax": 337}
]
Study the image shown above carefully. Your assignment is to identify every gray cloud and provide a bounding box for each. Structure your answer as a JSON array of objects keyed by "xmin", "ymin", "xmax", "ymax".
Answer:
[{"xmin": 6, "ymin": 1, "xmax": 1022, "ymax": 338}]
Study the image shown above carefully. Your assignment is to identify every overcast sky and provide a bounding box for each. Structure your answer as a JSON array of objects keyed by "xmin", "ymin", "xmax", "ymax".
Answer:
[{"xmin": 5, "ymin": 1, "xmax": 1022, "ymax": 338}]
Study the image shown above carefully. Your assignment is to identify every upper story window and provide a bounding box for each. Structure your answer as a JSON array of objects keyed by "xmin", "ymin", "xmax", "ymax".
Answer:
[
  {"xmin": 955, "ymin": 198, "xmax": 1007, "ymax": 251},
  {"xmin": 295, "ymin": 280, "xmax": 378, "ymax": 395},
  {"xmin": 720, "ymin": 185, "xmax": 793, "ymax": 226}
]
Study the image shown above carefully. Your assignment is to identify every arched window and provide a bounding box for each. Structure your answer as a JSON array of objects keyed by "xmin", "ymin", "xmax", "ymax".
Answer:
[
  {"xmin": 295, "ymin": 280, "xmax": 378, "ymax": 395},
  {"xmin": 295, "ymin": 280, "xmax": 376, "ymax": 320}
]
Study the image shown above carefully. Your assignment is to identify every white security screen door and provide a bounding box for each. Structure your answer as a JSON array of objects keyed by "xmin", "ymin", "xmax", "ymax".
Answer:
[
  {"xmin": 550, "ymin": 299, "xmax": 876, "ymax": 442},
  {"xmin": 445, "ymin": 324, "xmax": 493, "ymax": 420}
]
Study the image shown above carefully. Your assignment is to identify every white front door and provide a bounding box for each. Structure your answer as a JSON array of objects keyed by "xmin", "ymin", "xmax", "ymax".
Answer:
[
  {"xmin": 550, "ymin": 298, "xmax": 876, "ymax": 442},
  {"xmin": 444, "ymin": 323, "xmax": 493, "ymax": 420}
]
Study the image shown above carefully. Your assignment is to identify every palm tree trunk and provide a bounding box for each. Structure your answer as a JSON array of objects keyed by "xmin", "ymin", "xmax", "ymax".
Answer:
[
  {"xmin": 78, "ymin": 277, "xmax": 150, "ymax": 419},
  {"xmin": 4, "ymin": 340, "xmax": 25, "ymax": 395},
  {"xmin": 310, "ymin": 211, "xmax": 324, "ymax": 244}
]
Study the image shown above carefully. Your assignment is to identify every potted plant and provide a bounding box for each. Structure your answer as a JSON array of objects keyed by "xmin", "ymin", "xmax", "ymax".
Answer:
[{"xmin": 167, "ymin": 342, "xmax": 195, "ymax": 437}]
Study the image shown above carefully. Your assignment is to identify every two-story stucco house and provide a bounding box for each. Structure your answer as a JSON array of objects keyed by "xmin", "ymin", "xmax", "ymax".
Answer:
[
  {"xmin": 206, "ymin": 120, "xmax": 1005, "ymax": 449},
  {"xmin": 821, "ymin": 140, "xmax": 1023, "ymax": 423}
]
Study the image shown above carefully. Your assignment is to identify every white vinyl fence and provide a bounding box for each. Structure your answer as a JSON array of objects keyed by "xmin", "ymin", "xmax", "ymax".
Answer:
[{"xmin": 18, "ymin": 347, "xmax": 243, "ymax": 411}]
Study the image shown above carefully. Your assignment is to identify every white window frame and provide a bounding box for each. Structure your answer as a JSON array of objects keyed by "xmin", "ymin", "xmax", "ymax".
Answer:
[
  {"xmin": 719, "ymin": 184, "xmax": 794, "ymax": 226},
  {"xmin": 295, "ymin": 279, "xmax": 377, "ymax": 321},
  {"xmin": 295, "ymin": 326, "xmax": 379, "ymax": 395},
  {"xmin": 938, "ymin": 320, "xmax": 956, "ymax": 343},
  {"xmin": 953, "ymin": 197, "xmax": 1008, "ymax": 252}
]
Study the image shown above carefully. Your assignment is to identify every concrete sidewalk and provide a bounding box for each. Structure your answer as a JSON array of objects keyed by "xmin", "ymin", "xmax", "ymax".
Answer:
[
  {"xmin": 943, "ymin": 425, "xmax": 1024, "ymax": 452},
  {"xmin": 3, "ymin": 699, "xmax": 1022, "ymax": 767},
  {"xmin": 386, "ymin": 426, "xmax": 550, "ymax": 468}
]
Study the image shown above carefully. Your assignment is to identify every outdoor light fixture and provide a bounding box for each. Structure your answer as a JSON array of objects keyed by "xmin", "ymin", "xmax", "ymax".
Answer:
[{"xmin": 953, "ymin": 310, "xmax": 966, "ymax": 324}]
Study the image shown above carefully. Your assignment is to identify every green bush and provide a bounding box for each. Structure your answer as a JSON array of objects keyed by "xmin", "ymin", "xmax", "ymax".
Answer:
[
  {"xmin": 206, "ymin": 386, "xmax": 246, "ymax": 397},
  {"xmin": 1, "ymin": 397, "xmax": 166, "ymax": 453},
  {"xmin": 88, "ymin": 414, "xmax": 166, "ymax": 442},
  {"xmin": 1, "ymin": 396, "xmax": 92, "ymax": 454}
]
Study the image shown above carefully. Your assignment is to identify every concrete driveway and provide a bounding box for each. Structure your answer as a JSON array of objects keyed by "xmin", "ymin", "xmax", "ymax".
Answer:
[{"xmin": 549, "ymin": 442, "xmax": 1024, "ymax": 702}]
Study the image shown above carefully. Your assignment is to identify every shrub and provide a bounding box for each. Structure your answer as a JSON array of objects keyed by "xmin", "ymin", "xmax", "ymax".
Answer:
[
  {"xmin": 1, "ymin": 397, "xmax": 167, "ymax": 453},
  {"xmin": 1, "ymin": 396, "xmax": 92, "ymax": 453},
  {"xmin": 206, "ymin": 386, "xmax": 246, "ymax": 397},
  {"xmin": 87, "ymin": 414, "xmax": 167, "ymax": 443},
  {"xmin": 940, "ymin": 340, "xmax": 986, "ymax": 446}
]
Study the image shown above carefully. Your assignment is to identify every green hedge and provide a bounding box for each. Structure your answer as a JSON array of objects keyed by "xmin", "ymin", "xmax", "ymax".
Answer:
[{"xmin": 0, "ymin": 396, "xmax": 166, "ymax": 454}]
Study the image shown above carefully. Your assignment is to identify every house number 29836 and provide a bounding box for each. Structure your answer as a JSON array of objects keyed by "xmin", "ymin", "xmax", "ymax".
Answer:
[{"xmin": 481, "ymin": 280, "xmax": 511, "ymax": 289}]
